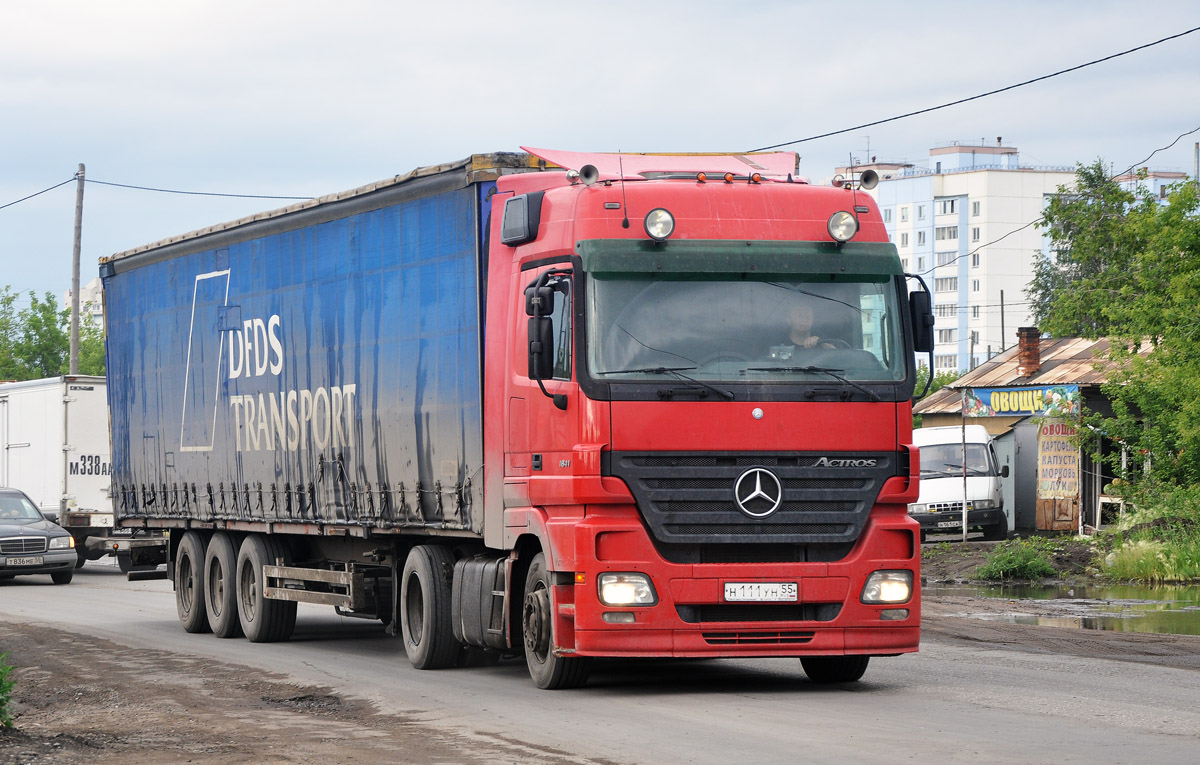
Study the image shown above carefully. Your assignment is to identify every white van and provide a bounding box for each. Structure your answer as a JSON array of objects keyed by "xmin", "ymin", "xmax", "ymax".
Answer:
[{"xmin": 910, "ymin": 425, "xmax": 1009, "ymax": 541}]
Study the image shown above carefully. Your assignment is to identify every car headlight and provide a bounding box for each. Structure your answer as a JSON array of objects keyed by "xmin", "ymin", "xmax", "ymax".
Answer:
[
  {"xmin": 49, "ymin": 535, "xmax": 75, "ymax": 550},
  {"xmin": 861, "ymin": 570, "xmax": 913, "ymax": 604},
  {"xmin": 907, "ymin": 503, "xmax": 926, "ymax": 514},
  {"xmin": 828, "ymin": 211, "xmax": 858, "ymax": 242},
  {"xmin": 598, "ymin": 572, "xmax": 658, "ymax": 606}
]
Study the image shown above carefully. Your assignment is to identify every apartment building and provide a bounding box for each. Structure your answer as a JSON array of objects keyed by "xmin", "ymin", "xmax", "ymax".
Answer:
[{"xmin": 838, "ymin": 140, "xmax": 1075, "ymax": 372}]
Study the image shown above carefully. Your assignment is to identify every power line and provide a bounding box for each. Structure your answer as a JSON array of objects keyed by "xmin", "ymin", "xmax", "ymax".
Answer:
[
  {"xmin": 85, "ymin": 178, "xmax": 314, "ymax": 200},
  {"xmin": 0, "ymin": 178, "xmax": 74, "ymax": 211},
  {"xmin": 749, "ymin": 26, "xmax": 1200, "ymax": 152}
]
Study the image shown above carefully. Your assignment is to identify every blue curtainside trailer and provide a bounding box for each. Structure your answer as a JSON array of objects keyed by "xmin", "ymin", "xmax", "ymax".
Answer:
[{"xmin": 101, "ymin": 156, "xmax": 530, "ymax": 534}]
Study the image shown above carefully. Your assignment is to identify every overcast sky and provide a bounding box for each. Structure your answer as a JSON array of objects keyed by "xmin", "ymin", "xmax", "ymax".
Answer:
[{"xmin": 3, "ymin": 1, "xmax": 1199, "ymax": 299}]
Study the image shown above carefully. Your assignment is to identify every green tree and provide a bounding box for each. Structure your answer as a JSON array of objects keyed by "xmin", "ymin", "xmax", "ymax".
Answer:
[
  {"xmin": 0, "ymin": 288, "xmax": 104, "ymax": 380},
  {"xmin": 1028, "ymin": 160, "xmax": 1151, "ymax": 336},
  {"xmin": 1028, "ymin": 161, "xmax": 1200, "ymax": 486},
  {"xmin": 12, "ymin": 291, "xmax": 70, "ymax": 378},
  {"xmin": 0, "ymin": 287, "xmax": 18, "ymax": 380}
]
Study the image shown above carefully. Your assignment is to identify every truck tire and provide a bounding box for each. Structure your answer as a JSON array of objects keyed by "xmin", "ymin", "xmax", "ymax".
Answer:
[
  {"xmin": 400, "ymin": 545, "xmax": 459, "ymax": 670},
  {"xmin": 51, "ymin": 569, "xmax": 74, "ymax": 585},
  {"xmin": 522, "ymin": 552, "xmax": 591, "ymax": 690},
  {"xmin": 204, "ymin": 532, "xmax": 243, "ymax": 638},
  {"xmin": 176, "ymin": 531, "xmax": 211, "ymax": 633},
  {"xmin": 236, "ymin": 534, "xmax": 297, "ymax": 643},
  {"xmin": 801, "ymin": 655, "xmax": 869, "ymax": 683}
]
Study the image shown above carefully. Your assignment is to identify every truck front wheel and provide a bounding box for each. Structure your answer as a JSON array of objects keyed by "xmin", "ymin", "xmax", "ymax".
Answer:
[
  {"xmin": 801, "ymin": 655, "xmax": 869, "ymax": 683},
  {"xmin": 236, "ymin": 534, "xmax": 297, "ymax": 643},
  {"xmin": 399, "ymin": 545, "xmax": 458, "ymax": 670},
  {"xmin": 204, "ymin": 532, "xmax": 243, "ymax": 638},
  {"xmin": 176, "ymin": 531, "xmax": 211, "ymax": 634},
  {"xmin": 522, "ymin": 553, "xmax": 591, "ymax": 690}
]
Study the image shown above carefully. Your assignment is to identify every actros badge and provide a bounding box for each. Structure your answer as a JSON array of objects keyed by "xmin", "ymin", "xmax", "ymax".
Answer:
[{"xmin": 733, "ymin": 468, "xmax": 783, "ymax": 518}]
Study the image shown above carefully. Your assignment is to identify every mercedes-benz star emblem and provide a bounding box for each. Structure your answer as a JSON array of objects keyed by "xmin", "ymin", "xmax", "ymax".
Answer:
[{"xmin": 733, "ymin": 468, "xmax": 783, "ymax": 518}]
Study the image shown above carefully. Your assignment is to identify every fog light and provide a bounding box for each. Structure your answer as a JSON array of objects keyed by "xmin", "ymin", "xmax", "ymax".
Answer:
[
  {"xmin": 602, "ymin": 612, "xmax": 636, "ymax": 624},
  {"xmin": 598, "ymin": 572, "xmax": 658, "ymax": 606},
  {"xmin": 861, "ymin": 570, "xmax": 913, "ymax": 604},
  {"xmin": 881, "ymin": 608, "xmax": 910, "ymax": 621}
]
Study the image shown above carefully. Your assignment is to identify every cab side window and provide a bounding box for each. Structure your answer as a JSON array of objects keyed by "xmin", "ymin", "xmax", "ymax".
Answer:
[{"xmin": 548, "ymin": 277, "xmax": 572, "ymax": 380}]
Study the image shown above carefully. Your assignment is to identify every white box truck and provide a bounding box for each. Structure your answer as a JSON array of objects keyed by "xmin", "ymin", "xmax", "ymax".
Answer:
[
  {"xmin": 909, "ymin": 425, "xmax": 1009, "ymax": 542},
  {"xmin": 0, "ymin": 376, "xmax": 165, "ymax": 569}
]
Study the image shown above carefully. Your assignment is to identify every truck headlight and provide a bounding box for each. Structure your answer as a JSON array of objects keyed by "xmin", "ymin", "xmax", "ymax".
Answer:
[
  {"xmin": 973, "ymin": 499, "xmax": 999, "ymax": 510},
  {"xmin": 861, "ymin": 570, "xmax": 913, "ymax": 604},
  {"xmin": 598, "ymin": 572, "xmax": 658, "ymax": 606},
  {"xmin": 907, "ymin": 503, "xmax": 926, "ymax": 514},
  {"xmin": 49, "ymin": 535, "xmax": 75, "ymax": 550}
]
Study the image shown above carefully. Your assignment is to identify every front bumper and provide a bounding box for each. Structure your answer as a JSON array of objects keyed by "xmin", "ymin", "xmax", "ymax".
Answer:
[
  {"xmin": 0, "ymin": 549, "xmax": 77, "ymax": 577},
  {"xmin": 911, "ymin": 507, "xmax": 1005, "ymax": 533},
  {"xmin": 557, "ymin": 507, "xmax": 920, "ymax": 658}
]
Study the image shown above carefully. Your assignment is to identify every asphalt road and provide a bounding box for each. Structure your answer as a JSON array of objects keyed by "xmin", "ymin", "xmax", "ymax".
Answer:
[{"xmin": 3, "ymin": 563, "xmax": 1199, "ymax": 764}]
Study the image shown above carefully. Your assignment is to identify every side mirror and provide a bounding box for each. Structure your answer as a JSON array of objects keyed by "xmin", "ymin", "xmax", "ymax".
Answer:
[
  {"xmin": 1000, "ymin": 465, "xmax": 1010, "ymax": 478},
  {"xmin": 528, "ymin": 317, "xmax": 555, "ymax": 380},
  {"xmin": 525, "ymin": 285, "xmax": 554, "ymax": 317},
  {"xmin": 909, "ymin": 291, "xmax": 935, "ymax": 353}
]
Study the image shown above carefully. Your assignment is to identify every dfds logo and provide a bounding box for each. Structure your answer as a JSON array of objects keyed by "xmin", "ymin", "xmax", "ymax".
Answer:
[{"xmin": 178, "ymin": 270, "xmax": 357, "ymax": 455}]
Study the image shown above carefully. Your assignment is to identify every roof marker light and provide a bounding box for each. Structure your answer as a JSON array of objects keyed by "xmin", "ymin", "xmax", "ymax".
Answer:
[
  {"xmin": 696, "ymin": 172, "xmax": 707, "ymax": 183},
  {"xmin": 723, "ymin": 172, "xmax": 735, "ymax": 184},
  {"xmin": 750, "ymin": 172, "xmax": 762, "ymax": 184}
]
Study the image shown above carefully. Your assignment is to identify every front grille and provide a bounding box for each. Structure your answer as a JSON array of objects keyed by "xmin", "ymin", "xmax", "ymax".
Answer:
[
  {"xmin": 1, "ymin": 537, "xmax": 48, "ymax": 555},
  {"xmin": 678, "ymin": 603, "xmax": 842, "ymax": 623},
  {"xmin": 703, "ymin": 631, "xmax": 815, "ymax": 645},
  {"xmin": 608, "ymin": 451, "xmax": 897, "ymax": 546},
  {"xmin": 926, "ymin": 501, "xmax": 970, "ymax": 513}
]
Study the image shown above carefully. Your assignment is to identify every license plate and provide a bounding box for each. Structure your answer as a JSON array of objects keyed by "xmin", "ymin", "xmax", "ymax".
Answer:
[
  {"xmin": 936, "ymin": 520, "xmax": 962, "ymax": 528},
  {"xmin": 724, "ymin": 582, "xmax": 798, "ymax": 602},
  {"xmin": 4, "ymin": 555, "xmax": 44, "ymax": 566}
]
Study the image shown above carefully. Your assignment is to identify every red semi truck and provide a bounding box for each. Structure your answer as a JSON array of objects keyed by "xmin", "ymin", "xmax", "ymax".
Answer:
[{"xmin": 101, "ymin": 148, "xmax": 932, "ymax": 689}]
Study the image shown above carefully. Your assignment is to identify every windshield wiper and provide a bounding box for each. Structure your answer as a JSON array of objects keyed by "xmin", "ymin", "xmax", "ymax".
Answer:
[
  {"xmin": 603, "ymin": 366, "xmax": 734, "ymax": 400},
  {"xmin": 746, "ymin": 365, "xmax": 880, "ymax": 402},
  {"xmin": 940, "ymin": 463, "xmax": 987, "ymax": 476}
]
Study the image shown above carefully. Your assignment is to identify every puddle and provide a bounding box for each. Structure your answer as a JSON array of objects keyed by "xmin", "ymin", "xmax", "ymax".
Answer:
[{"xmin": 925, "ymin": 583, "xmax": 1200, "ymax": 636}]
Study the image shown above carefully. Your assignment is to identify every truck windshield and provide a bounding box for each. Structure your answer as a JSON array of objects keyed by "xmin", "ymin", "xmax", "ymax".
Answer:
[
  {"xmin": 586, "ymin": 275, "xmax": 906, "ymax": 383},
  {"xmin": 919, "ymin": 444, "xmax": 995, "ymax": 477}
]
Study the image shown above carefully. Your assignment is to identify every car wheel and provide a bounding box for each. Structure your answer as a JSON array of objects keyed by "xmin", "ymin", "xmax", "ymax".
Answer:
[
  {"xmin": 983, "ymin": 520, "xmax": 1008, "ymax": 542},
  {"xmin": 75, "ymin": 550, "xmax": 87, "ymax": 569},
  {"xmin": 801, "ymin": 655, "xmax": 869, "ymax": 683},
  {"xmin": 52, "ymin": 569, "xmax": 74, "ymax": 585},
  {"xmin": 236, "ymin": 534, "xmax": 296, "ymax": 643},
  {"xmin": 204, "ymin": 532, "xmax": 243, "ymax": 638},
  {"xmin": 176, "ymin": 531, "xmax": 211, "ymax": 633}
]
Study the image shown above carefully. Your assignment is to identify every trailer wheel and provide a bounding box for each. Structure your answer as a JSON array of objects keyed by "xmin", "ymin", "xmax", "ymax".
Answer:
[
  {"xmin": 204, "ymin": 532, "xmax": 243, "ymax": 638},
  {"xmin": 522, "ymin": 553, "xmax": 591, "ymax": 690},
  {"xmin": 399, "ymin": 545, "xmax": 458, "ymax": 670},
  {"xmin": 236, "ymin": 534, "xmax": 297, "ymax": 643},
  {"xmin": 800, "ymin": 655, "xmax": 869, "ymax": 683},
  {"xmin": 176, "ymin": 531, "xmax": 211, "ymax": 634}
]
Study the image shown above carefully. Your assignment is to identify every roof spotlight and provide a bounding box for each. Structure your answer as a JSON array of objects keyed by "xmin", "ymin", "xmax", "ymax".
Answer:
[
  {"xmin": 828, "ymin": 211, "xmax": 858, "ymax": 243},
  {"xmin": 644, "ymin": 208, "xmax": 675, "ymax": 241}
]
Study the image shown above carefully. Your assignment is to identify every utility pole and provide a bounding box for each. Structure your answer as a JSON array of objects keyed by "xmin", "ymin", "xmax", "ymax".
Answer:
[
  {"xmin": 70, "ymin": 163, "xmax": 85, "ymax": 374},
  {"xmin": 999, "ymin": 289, "xmax": 1006, "ymax": 352}
]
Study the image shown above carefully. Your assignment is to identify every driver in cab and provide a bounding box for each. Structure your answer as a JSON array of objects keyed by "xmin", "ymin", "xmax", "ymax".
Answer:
[{"xmin": 768, "ymin": 301, "xmax": 839, "ymax": 361}]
